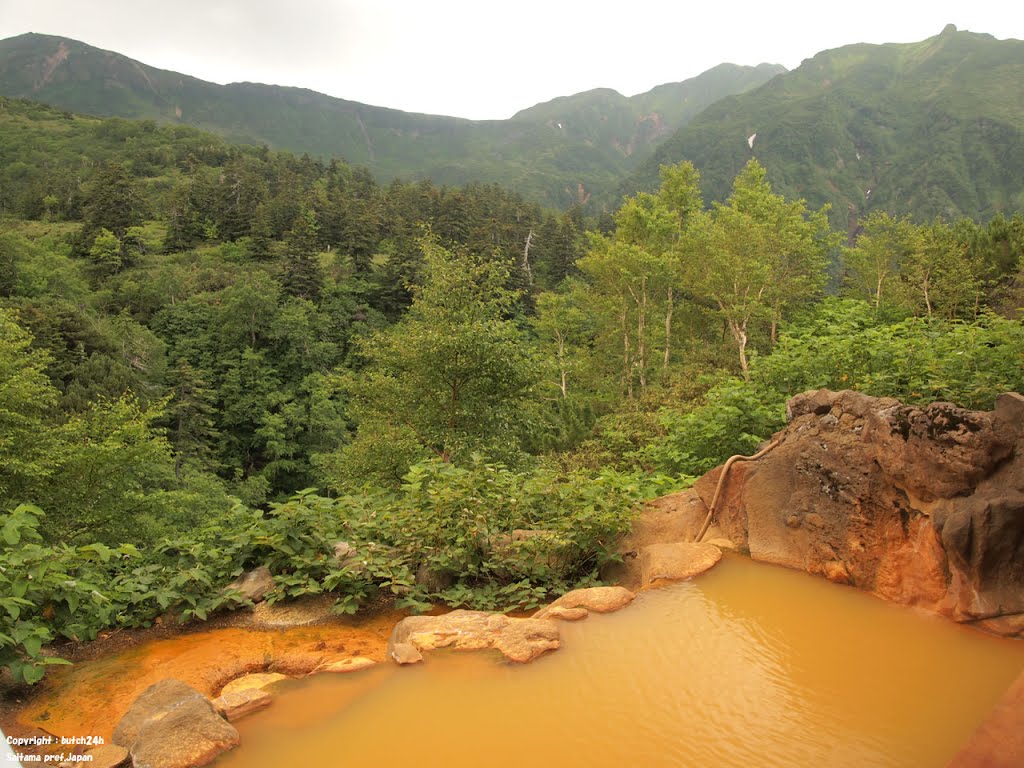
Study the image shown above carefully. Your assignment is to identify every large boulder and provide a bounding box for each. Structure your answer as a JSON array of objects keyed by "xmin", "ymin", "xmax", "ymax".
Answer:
[
  {"xmin": 679, "ymin": 389, "xmax": 1024, "ymax": 636},
  {"xmin": 387, "ymin": 610, "xmax": 560, "ymax": 664},
  {"xmin": 112, "ymin": 679, "xmax": 239, "ymax": 768}
]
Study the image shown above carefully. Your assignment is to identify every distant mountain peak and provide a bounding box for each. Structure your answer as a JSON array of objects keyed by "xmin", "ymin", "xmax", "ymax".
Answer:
[{"xmin": 624, "ymin": 28, "xmax": 1024, "ymax": 228}]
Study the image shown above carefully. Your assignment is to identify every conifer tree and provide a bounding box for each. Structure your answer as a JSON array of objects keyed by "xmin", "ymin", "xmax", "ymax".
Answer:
[{"xmin": 281, "ymin": 208, "xmax": 324, "ymax": 301}]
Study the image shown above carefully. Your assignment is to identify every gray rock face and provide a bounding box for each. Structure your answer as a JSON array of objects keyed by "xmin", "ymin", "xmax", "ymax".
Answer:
[{"xmin": 224, "ymin": 565, "xmax": 274, "ymax": 603}]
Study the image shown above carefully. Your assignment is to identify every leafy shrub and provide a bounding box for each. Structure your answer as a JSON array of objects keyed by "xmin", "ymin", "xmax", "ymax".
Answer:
[
  {"xmin": 640, "ymin": 299, "xmax": 1024, "ymax": 475},
  {"xmin": 0, "ymin": 503, "xmax": 249, "ymax": 684},
  {"xmin": 1, "ymin": 457, "xmax": 649, "ymax": 683}
]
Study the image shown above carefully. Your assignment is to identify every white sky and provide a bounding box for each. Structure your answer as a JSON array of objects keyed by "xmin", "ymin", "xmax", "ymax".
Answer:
[{"xmin": 0, "ymin": 0, "xmax": 1021, "ymax": 120}]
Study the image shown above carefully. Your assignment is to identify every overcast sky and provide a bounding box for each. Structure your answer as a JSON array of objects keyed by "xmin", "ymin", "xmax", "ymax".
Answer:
[{"xmin": 0, "ymin": 1, "xmax": 1021, "ymax": 120}]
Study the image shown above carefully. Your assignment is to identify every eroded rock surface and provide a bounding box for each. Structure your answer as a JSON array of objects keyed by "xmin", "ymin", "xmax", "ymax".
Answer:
[
  {"xmin": 387, "ymin": 610, "xmax": 560, "ymax": 664},
  {"xmin": 671, "ymin": 389, "xmax": 1024, "ymax": 636}
]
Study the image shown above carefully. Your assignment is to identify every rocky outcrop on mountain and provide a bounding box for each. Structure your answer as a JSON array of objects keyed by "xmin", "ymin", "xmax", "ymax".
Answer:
[{"xmin": 614, "ymin": 390, "xmax": 1024, "ymax": 637}]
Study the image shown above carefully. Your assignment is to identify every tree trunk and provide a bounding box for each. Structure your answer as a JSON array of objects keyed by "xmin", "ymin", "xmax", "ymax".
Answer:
[
  {"xmin": 522, "ymin": 229, "xmax": 534, "ymax": 286},
  {"xmin": 664, "ymin": 286, "xmax": 673, "ymax": 371},
  {"xmin": 621, "ymin": 305, "xmax": 632, "ymax": 399},
  {"xmin": 637, "ymin": 276, "xmax": 647, "ymax": 390},
  {"xmin": 728, "ymin": 319, "xmax": 750, "ymax": 380},
  {"xmin": 557, "ymin": 333, "xmax": 568, "ymax": 398}
]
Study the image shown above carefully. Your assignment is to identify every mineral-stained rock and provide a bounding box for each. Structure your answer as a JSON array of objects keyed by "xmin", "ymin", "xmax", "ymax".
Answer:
[
  {"xmin": 223, "ymin": 565, "xmax": 274, "ymax": 603},
  {"xmin": 678, "ymin": 388, "xmax": 1024, "ymax": 636},
  {"xmin": 112, "ymin": 679, "xmax": 238, "ymax": 768},
  {"xmin": 638, "ymin": 542, "xmax": 722, "ymax": 587},
  {"xmin": 317, "ymin": 656, "xmax": 377, "ymax": 674},
  {"xmin": 387, "ymin": 610, "xmax": 560, "ymax": 664},
  {"xmin": 533, "ymin": 586, "xmax": 635, "ymax": 620},
  {"xmin": 212, "ymin": 688, "xmax": 272, "ymax": 721},
  {"xmin": 218, "ymin": 672, "xmax": 289, "ymax": 698},
  {"xmin": 823, "ymin": 560, "xmax": 851, "ymax": 585}
]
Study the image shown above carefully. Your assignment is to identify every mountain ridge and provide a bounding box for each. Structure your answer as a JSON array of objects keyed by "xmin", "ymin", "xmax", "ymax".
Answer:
[
  {"xmin": 0, "ymin": 32, "xmax": 784, "ymax": 208},
  {"xmin": 623, "ymin": 26, "xmax": 1024, "ymax": 229}
]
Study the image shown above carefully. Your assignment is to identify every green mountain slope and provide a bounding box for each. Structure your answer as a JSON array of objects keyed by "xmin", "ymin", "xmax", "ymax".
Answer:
[
  {"xmin": 624, "ymin": 26, "xmax": 1024, "ymax": 231},
  {"xmin": 0, "ymin": 33, "xmax": 781, "ymax": 209}
]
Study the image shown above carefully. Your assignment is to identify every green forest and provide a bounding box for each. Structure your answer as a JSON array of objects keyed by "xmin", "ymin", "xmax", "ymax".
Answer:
[{"xmin": 2, "ymin": 96, "xmax": 1023, "ymax": 685}]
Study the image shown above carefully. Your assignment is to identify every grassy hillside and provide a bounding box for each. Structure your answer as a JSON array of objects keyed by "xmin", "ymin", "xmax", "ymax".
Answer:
[
  {"xmin": 624, "ymin": 26, "xmax": 1024, "ymax": 232},
  {"xmin": 0, "ymin": 33, "xmax": 781, "ymax": 210}
]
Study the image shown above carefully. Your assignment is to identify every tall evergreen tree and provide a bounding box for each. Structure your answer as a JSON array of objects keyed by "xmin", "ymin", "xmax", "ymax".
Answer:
[{"xmin": 281, "ymin": 208, "xmax": 324, "ymax": 301}]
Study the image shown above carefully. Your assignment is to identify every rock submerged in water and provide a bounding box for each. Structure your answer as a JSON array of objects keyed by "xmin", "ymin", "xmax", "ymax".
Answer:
[
  {"xmin": 218, "ymin": 672, "xmax": 289, "ymax": 698},
  {"xmin": 387, "ymin": 610, "xmax": 560, "ymax": 665},
  {"xmin": 318, "ymin": 656, "xmax": 377, "ymax": 674},
  {"xmin": 112, "ymin": 679, "xmax": 239, "ymax": 768},
  {"xmin": 213, "ymin": 688, "xmax": 273, "ymax": 722},
  {"xmin": 533, "ymin": 586, "xmax": 635, "ymax": 620}
]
